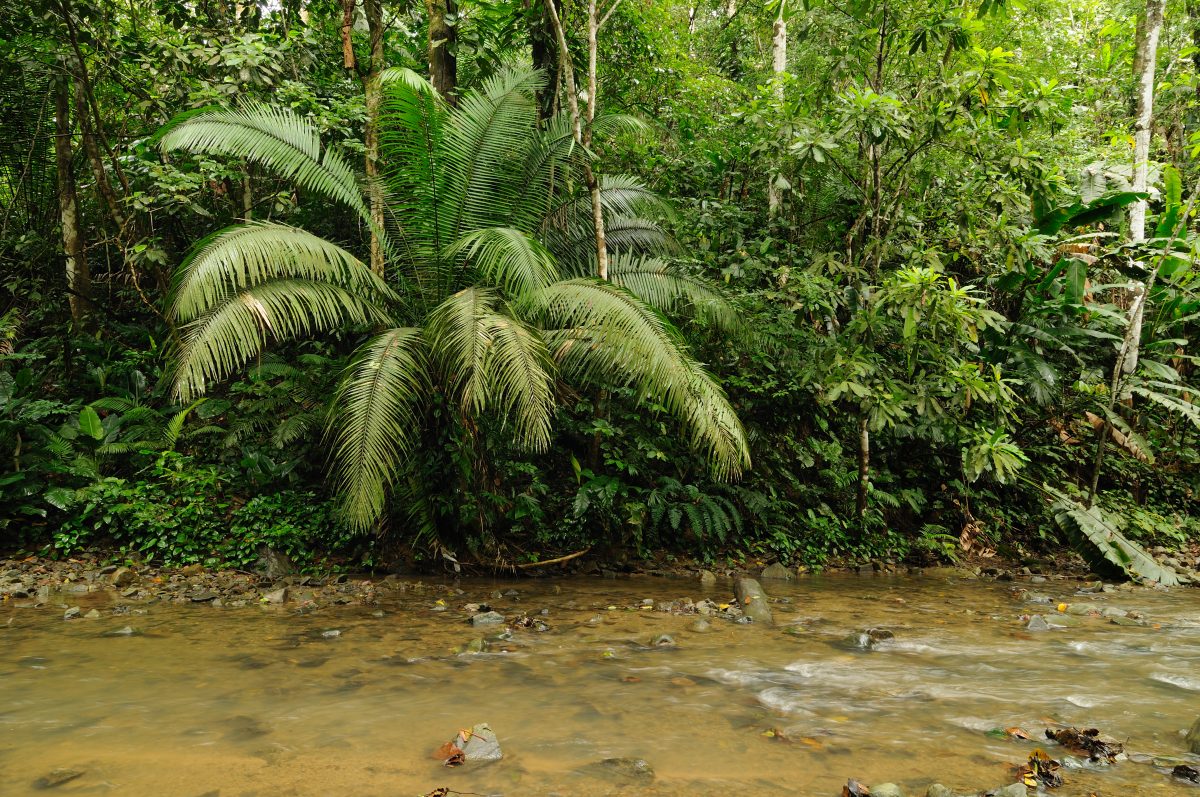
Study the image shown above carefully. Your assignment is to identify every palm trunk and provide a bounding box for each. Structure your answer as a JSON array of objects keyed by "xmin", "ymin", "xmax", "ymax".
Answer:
[
  {"xmin": 54, "ymin": 71, "xmax": 92, "ymax": 330},
  {"xmin": 426, "ymin": 0, "xmax": 458, "ymax": 105}
]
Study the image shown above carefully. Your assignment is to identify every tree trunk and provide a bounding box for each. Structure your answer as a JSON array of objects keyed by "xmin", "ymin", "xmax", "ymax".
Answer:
[
  {"xmin": 1130, "ymin": 0, "xmax": 1164, "ymax": 243},
  {"xmin": 54, "ymin": 71, "xmax": 92, "ymax": 330},
  {"xmin": 529, "ymin": 0, "xmax": 559, "ymax": 120},
  {"xmin": 426, "ymin": 0, "xmax": 458, "ymax": 105},
  {"xmin": 341, "ymin": 0, "xmax": 356, "ymax": 70},
  {"xmin": 546, "ymin": 0, "xmax": 608, "ymax": 279},
  {"xmin": 767, "ymin": 8, "xmax": 786, "ymax": 217},
  {"xmin": 363, "ymin": 0, "xmax": 386, "ymax": 275},
  {"xmin": 856, "ymin": 414, "xmax": 870, "ymax": 519}
]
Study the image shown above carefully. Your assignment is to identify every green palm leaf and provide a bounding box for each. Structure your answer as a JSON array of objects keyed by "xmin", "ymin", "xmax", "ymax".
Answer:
[{"xmin": 608, "ymin": 253, "xmax": 742, "ymax": 332}]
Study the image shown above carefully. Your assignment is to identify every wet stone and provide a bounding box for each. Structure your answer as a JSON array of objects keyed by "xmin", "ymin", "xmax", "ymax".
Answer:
[
  {"xmin": 261, "ymin": 587, "xmax": 289, "ymax": 604},
  {"xmin": 471, "ymin": 611, "xmax": 506, "ymax": 626},
  {"xmin": 1187, "ymin": 716, "xmax": 1200, "ymax": 754},
  {"xmin": 580, "ymin": 757, "xmax": 655, "ymax": 782},
  {"xmin": 699, "ymin": 570, "xmax": 717, "ymax": 586},
  {"xmin": 453, "ymin": 722, "xmax": 503, "ymax": 761},
  {"xmin": 110, "ymin": 567, "xmax": 138, "ymax": 588},
  {"xmin": 761, "ymin": 563, "xmax": 794, "ymax": 581},
  {"xmin": 690, "ymin": 619, "xmax": 712, "ymax": 633},
  {"xmin": 33, "ymin": 768, "xmax": 84, "ymax": 789},
  {"xmin": 926, "ymin": 785, "xmax": 955, "ymax": 797},
  {"xmin": 62, "ymin": 607, "xmax": 80, "ymax": 620},
  {"xmin": 872, "ymin": 783, "xmax": 904, "ymax": 797},
  {"xmin": 650, "ymin": 634, "xmax": 676, "ymax": 648},
  {"xmin": 1026, "ymin": 615, "xmax": 1050, "ymax": 631},
  {"xmin": 734, "ymin": 577, "xmax": 774, "ymax": 625},
  {"xmin": 987, "ymin": 784, "xmax": 1027, "ymax": 797}
]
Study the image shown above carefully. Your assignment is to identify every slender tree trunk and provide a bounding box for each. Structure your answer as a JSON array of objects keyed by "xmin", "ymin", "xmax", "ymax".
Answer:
[
  {"xmin": 363, "ymin": 0, "xmax": 386, "ymax": 275},
  {"xmin": 1190, "ymin": 0, "xmax": 1200, "ymax": 100},
  {"xmin": 426, "ymin": 0, "xmax": 458, "ymax": 105},
  {"xmin": 54, "ymin": 71, "xmax": 92, "ymax": 330},
  {"xmin": 530, "ymin": 0, "xmax": 559, "ymax": 120},
  {"xmin": 341, "ymin": 0, "xmax": 356, "ymax": 69},
  {"xmin": 767, "ymin": 6, "xmax": 786, "ymax": 218},
  {"xmin": 857, "ymin": 414, "xmax": 870, "ymax": 519},
  {"xmin": 1130, "ymin": 0, "xmax": 1164, "ymax": 243},
  {"xmin": 546, "ymin": 0, "xmax": 608, "ymax": 279}
]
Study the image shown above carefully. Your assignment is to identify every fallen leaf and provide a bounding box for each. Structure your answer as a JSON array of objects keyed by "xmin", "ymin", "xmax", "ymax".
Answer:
[{"xmin": 432, "ymin": 742, "xmax": 461, "ymax": 761}]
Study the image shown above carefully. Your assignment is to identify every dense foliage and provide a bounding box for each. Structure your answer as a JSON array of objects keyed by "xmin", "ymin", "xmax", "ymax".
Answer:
[{"xmin": 4, "ymin": 0, "xmax": 1200, "ymax": 572}]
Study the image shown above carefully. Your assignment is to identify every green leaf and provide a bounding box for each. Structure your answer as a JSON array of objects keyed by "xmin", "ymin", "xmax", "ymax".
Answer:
[{"xmin": 78, "ymin": 406, "xmax": 105, "ymax": 440}]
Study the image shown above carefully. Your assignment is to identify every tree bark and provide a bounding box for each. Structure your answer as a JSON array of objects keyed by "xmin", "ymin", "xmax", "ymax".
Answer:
[
  {"xmin": 546, "ymin": 0, "xmax": 608, "ymax": 279},
  {"xmin": 1130, "ymin": 0, "xmax": 1164, "ymax": 243},
  {"xmin": 341, "ymin": 0, "xmax": 356, "ymax": 69},
  {"xmin": 529, "ymin": 0, "xmax": 559, "ymax": 120},
  {"xmin": 767, "ymin": 8, "xmax": 787, "ymax": 218},
  {"xmin": 856, "ymin": 414, "xmax": 870, "ymax": 519},
  {"xmin": 426, "ymin": 0, "xmax": 458, "ymax": 105},
  {"xmin": 54, "ymin": 71, "xmax": 92, "ymax": 330},
  {"xmin": 363, "ymin": 0, "xmax": 386, "ymax": 275}
]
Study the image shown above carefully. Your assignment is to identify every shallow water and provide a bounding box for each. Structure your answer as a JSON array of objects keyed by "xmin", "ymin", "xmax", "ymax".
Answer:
[{"xmin": 2, "ymin": 573, "xmax": 1199, "ymax": 796}]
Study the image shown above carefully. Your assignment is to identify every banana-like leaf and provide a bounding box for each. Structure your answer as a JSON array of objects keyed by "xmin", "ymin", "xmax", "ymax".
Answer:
[{"xmin": 1048, "ymin": 487, "xmax": 1183, "ymax": 586}]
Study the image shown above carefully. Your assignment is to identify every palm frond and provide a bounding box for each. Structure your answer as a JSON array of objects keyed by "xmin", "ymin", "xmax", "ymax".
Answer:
[
  {"xmin": 529, "ymin": 278, "xmax": 750, "ymax": 478},
  {"xmin": 160, "ymin": 103, "xmax": 371, "ymax": 226},
  {"xmin": 329, "ymin": 328, "xmax": 430, "ymax": 529},
  {"xmin": 445, "ymin": 227, "xmax": 560, "ymax": 296},
  {"xmin": 608, "ymin": 253, "xmax": 742, "ymax": 332},
  {"xmin": 427, "ymin": 288, "xmax": 556, "ymax": 450},
  {"xmin": 170, "ymin": 223, "xmax": 395, "ymax": 322},
  {"xmin": 173, "ymin": 279, "xmax": 390, "ymax": 401}
]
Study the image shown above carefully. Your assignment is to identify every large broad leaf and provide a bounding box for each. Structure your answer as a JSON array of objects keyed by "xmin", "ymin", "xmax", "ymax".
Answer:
[
  {"xmin": 1047, "ymin": 488, "xmax": 1183, "ymax": 586},
  {"xmin": 1034, "ymin": 191, "xmax": 1146, "ymax": 236},
  {"xmin": 78, "ymin": 406, "xmax": 105, "ymax": 441}
]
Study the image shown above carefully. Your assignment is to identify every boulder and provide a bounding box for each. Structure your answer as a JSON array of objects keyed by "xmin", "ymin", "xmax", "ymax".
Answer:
[
  {"xmin": 253, "ymin": 546, "xmax": 294, "ymax": 579},
  {"xmin": 1187, "ymin": 716, "xmax": 1200, "ymax": 754},
  {"xmin": 699, "ymin": 570, "xmax": 717, "ymax": 586},
  {"xmin": 761, "ymin": 563, "xmax": 795, "ymax": 581},
  {"xmin": 451, "ymin": 723, "xmax": 503, "ymax": 762},
  {"xmin": 471, "ymin": 611, "xmax": 506, "ymax": 627},
  {"xmin": 872, "ymin": 784, "xmax": 904, "ymax": 797},
  {"xmin": 110, "ymin": 568, "xmax": 138, "ymax": 588},
  {"xmin": 733, "ymin": 577, "xmax": 774, "ymax": 625}
]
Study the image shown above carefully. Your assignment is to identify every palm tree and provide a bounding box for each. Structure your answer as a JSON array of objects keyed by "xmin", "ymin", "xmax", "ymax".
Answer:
[{"xmin": 160, "ymin": 66, "xmax": 749, "ymax": 529}]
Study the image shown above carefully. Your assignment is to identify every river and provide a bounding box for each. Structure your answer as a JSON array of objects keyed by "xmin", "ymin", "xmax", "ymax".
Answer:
[{"xmin": 2, "ymin": 572, "xmax": 1199, "ymax": 795}]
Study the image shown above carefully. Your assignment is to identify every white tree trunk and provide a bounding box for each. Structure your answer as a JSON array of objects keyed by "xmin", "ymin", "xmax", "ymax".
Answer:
[
  {"xmin": 1130, "ymin": 0, "xmax": 1164, "ymax": 243},
  {"xmin": 767, "ymin": 11, "xmax": 787, "ymax": 217}
]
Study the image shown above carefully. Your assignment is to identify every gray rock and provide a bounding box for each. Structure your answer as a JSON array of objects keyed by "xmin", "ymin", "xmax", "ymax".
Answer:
[
  {"xmin": 988, "ymin": 784, "xmax": 1027, "ymax": 797},
  {"xmin": 872, "ymin": 784, "xmax": 904, "ymax": 797},
  {"xmin": 1024, "ymin": 592, "xmax": 1051, "ymax": 604},
  {"xmin": 190, "ymin": 590, "xmax": 218, "ymax": 602},
  {"xmin": 1030, "ymin": 575, "xmax": 1047, "ymax": 584},
  {"xmin": 321, "ymin": 629, "xmax": 342, "ymax": 639},
  {"xmin": 108, "ymin": 626, "xmax": 136, "ymax": 636},
  {"xmin": 261, "ymin": 587, "xmax": 289, "ymax": 604},
  {"xmin": 1188, "ymin": 716, "xmax": 1200, "ymax": 754},
  {"xmin": 761, "ymin": 563, "xmax": 795, "ymax": 581},
  {"xmin": 471, "ymin": 611, "xmax": 506, "ymax": 626},
  {"xmin": 110, "ymin": 568, "xmax": 138, "ymax": 588},
  {"xmin": 689, "ymin": 619, "xmax": 712, "ymax": 633},
  {"xmin": 699, "ymin": 570, "xmax": 717, "ymax": 586},
  {"xmin": 580, "ymin": 757, "xmax": 654, "ymax": 782},
  {"xmin": 63, "ymin": 607, "xmax": 80, "ymax": 620},
  {"xmin": 452, "ymin": 722, "xmax": 503, "ymax": 761},
  {"xmin": 253, "ymin": 546, "xmax": 294, "ymax": 579},
  {"xmin": 1066, "ymin": 602, "xmax": 1101, "ymax": 616},
  {"xmin": 1045, "ymin": 614, "xmax": 1080, "ymax": 627},
  {"xmin": 650, "ymin": 634, "xmax": 676, "ymax": 648},
  {"xmin": 83, "ymin": 608, "xmax": 101, "ymax": 619},
  {"xmin": 841, "ymin": 627, "xmax": 895, "ymax": 649},
  {"xmin": 1026, "ymin": 615, "xmax": 1050, "ymax": 631},
  {"xmin": 33, "ymin": 768, "xmax": 84, "ymax": 789},
  {"xmin": 926, "ymin": 785, "xmax": 955, "ymax": 797},
  {"xmin": 1101, "ymin": 607, "xmax": 1128, "ymax": 618},
  {"xmin": 733, "ymin": 577, "xmax": 773, "ymax": 625}
]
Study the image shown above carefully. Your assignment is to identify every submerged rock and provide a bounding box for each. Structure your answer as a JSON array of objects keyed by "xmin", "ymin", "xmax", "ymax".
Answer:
[
  {"xmin": 872, "ymin": 784, "xmax": 904, "ymax": 797},
  {"xmin": 1026, "ymin": 615, "xmax": 1050, "ymax": 631},
  {"xmin": 579, "ymin": 757, "xmax": 655, "ymax": 782},
  {"xmin": 1187, "ymin": 716, "xmax": 1200, "ymax": 754},
  {"xmin": 761, "ymin": 563, "xmax": 794, "ymax": 581},
  {"xmin": 33, "ymin": 768, "xmax": 84, "ymax": 789},
  {"xmin": 63, "ymin": 607, "xmax": 80, "ymax": 620},
  {"xmin": 650, "ymin": 634, "xmax": 676, "ymax": 648},
  {"xmin": 926, "ymin": 785, "xmax": 955, "ymax": 797},
  {"xmin": 699, "ymin": 570, "xmax": 717, "ymax": 586},
  {"xmin": 689, "ymin": 619, "xmax": 712, "ymax": 633},
  {"xmin": 987, "ymin": 784, "xmax": 1027, "ymax": 797},
  {"xmin": 841, "ymin": 628, "xmax": 895, "ymax": 650},
  {"xmin": 733, "ymin": 577, "xmax": 774, "ymax": 624},
  {"xmin": 471, "ymin": 611, "xmax": 506, "ymax": 627}
]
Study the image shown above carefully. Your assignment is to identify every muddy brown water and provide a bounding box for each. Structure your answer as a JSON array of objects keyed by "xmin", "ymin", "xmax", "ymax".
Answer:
[{"xmin": 2, "ymin": 574, "xmax": 1199, "ymax": 796}]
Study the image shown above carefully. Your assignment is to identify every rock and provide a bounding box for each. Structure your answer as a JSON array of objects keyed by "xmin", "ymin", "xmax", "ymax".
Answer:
[
  {"xmin": 761, "ymin": 563, "xmax": 795, "ymax": 581},
  {"xmin": 33, "ymin": 768, "xmax": 84, "ymax": 789},
  {"xmin": 1026, "ymin": 615, "xmax": 1050, "ymax": 631},
  {"xmin": 841, "ymin": 627, "xmax": 895, "ymax": 649},
  {"xmin": 83, "ymin": 609, "xmax": 101, "ymax": 619},
  {"xmin": 261, "ymin": 587, "xmax": 289, "ymax": 604},
  {"xmin": 321, "ymin": 629, "xmax": 342, "ymax": 639},
  {"xmin": 689, "ymin": 619, "xmax": 712, "ymax": 633},
  {"xmin": 450, "ymin": 722, "xmax": 503, "ymax": 761},
  {"xmin": 926, "ymin": 786, "xmax": 955, "ymax": 797},
  {"xmin": 1045, "ymin": 614, "xmax": 1080, "ymax": 628},
  {"xmin": 650, "ymin": 634, "xmax": 676, "ymax": 648},
  {"xmin": 872, "ymin": 784, "xmax": 904, "ymax": 797},
  {"xmin": 580, "ymin": 757, "xmax": 655, "ymax": 782},
  {"xmin": 1187, "ymin": 716, "xmax": 1200, "ymax": 754},
  {"xmin": 1066, "ymin": 602, "xmax": 1101, "ymax": 616},
  {"xmin": 63, "ymin": 607, "xmax": 80, "ymax": 620},
  {"xmin": 1111, "ymin": 616, "xmax": 1145, "ymax": 627},
  {"xmin": 110, "ymin": 567, "xmax": 138, "ymax": 588},
  {"xmin": 1101, "ymin": 607, "xmax": 1128, "ymax": 619},
  {"xmin": 190, "ymin": 590, "xmax": 219, "ymax": 602},
  {"xmin": 733, "ymin": 577, "xmax": 773, "ymax": 625},
  {"xmin": 253, "ymin": 546, "xmax": 294, "ymax": 579},
  {"xmin": 1024, "ymin": 593, "xmax": 1052, "ymax": 604},
  {"xmin": 987, "ymin": 784, "xmax": 1027, "ymax": 797},
  {"xmin": 471, "ymin": 611, "xmax": 506, "ymax": 626},
  {"xmin": 699, "ymin": 570, "xmax": 717, "ymax": 586},
  {"xmin": 108, "ymin": 626, "xmax": 136, "ymax": 636},
  {"xmin": 1030, "ymin": 575, "xmax": 1047, "ymax": 584}
]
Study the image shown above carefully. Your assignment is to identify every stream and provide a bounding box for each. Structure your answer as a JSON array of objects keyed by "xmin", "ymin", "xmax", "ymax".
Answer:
[{"xmin": 2, "ymin": 572, "xmax": 1199, "ymax": 796}]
